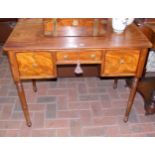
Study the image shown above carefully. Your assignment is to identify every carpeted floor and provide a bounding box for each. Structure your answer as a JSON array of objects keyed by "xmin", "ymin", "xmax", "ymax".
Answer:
[{"xmin": 1, "ymin": 47, "xmax": 155, "ymax": 137}]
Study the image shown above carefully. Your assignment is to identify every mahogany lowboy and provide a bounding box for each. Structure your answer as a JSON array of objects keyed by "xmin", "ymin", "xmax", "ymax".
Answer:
[{"xmin": 3, "ymin": 19, "xmax": 152, "ymax": 127}]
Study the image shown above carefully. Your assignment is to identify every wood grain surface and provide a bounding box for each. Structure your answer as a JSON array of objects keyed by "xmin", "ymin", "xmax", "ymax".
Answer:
[
  {"xmin": 102, "ymin": 50, "xmax": 140, "ymax": 76},
  {"xmin": 3, "ymin": 19, "xmax": 152, "ymax": 51},
  {"xmin": 16, "ymin": 52, "xmax": 56, "ymax": 79},
  {"xmin": 56, "ymin": 50, "xmax": 102, "ymax": 64}
]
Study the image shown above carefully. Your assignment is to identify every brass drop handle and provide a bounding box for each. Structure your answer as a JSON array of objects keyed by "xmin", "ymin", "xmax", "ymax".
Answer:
[
  {"xmin": 32, "ymin": 55, "xmax": 38, "ymax": 67},
  {"xmin": 120, "ymin": 58, "xmax": 125, "ymax": 64},
  {"xmin": 72, "ymin": 19, "xmax": 79, "ymax": 26},
  {"xmin": 32, "ymin": 63, "xmax": 38, "ymax": 67},
  {"xmin": 63, "ymin": 55, "xmax": 69, "ymax": 60},
  {"xmin": 90, "ymin": 54, "xmax": 96, "ymax": 59}
]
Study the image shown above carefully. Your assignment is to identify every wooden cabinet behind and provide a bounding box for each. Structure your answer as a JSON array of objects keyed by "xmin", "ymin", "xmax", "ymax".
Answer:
[{"xmin": 0, "ymin": 18, "xmax": 17, "ymax": 44}]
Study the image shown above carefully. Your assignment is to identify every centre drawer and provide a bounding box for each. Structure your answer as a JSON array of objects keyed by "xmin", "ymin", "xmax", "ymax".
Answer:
[{"xmin": 56, "ymin": 51, "xmax": 102, "ymax": 64}]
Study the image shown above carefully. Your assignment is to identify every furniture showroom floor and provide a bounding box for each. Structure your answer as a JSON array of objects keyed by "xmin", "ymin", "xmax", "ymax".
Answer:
[{"xmin": 1, "ymin": 50, "xmax": 155, "ymax": 137}]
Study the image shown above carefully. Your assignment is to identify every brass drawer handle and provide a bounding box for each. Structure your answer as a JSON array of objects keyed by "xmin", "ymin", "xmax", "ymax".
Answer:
[
  {"xmin": 90, "ymin": 54, "xmax": 96, "ymax": 59},
  {"xmin": 63, "ymin": 55, "xmax": 69, "ymax": 60},
  {"xmin": 72, "ymin": 19, "xmax": 79, "ymax": 26},
  {"xmin": 120, "ymin": 58, "xmax": 125, "ymax": 64},
  {"xmin": 32, "ymin": 63, "xmax": 38, "ymax": 67}
]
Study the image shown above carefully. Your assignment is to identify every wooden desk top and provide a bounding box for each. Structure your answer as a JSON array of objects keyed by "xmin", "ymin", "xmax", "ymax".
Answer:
[{"xmin": 4, "ymin": 19, "xmax": 152, "ymax": 51}]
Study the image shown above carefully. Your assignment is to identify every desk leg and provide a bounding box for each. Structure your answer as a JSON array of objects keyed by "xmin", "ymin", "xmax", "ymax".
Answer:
[
  {"xmin": 124, "ymin": 77, "xmax": 139, "ymax": 122},
  {"xmin": 113, "ymin": 79, "xmax": 118, "ymax": 89},
  {"xmin": 32, "ymin": 80, "xmax": 37, "ymax": 92},
  {"xmin": 15, "ymin": 81, "xmax": 32, "ymax": 127}
]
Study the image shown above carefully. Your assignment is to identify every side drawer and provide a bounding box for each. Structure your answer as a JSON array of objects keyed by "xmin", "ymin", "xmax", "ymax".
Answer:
[
  {"xmin": 102, "ymin": 50, "xmax": 140, "ymax": 76},
  {"xmin": 16, "ymin": 52, "xmax": 56, "ymax": 79}
]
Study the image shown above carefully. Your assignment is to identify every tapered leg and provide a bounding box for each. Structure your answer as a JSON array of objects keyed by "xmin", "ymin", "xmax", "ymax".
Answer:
[
  {"xmin": 124, "ymin": 78, "xmax": 139, "ymax": 122},
  {"xmin": 15, "ymin": 81, "xmax": 32, "ymax": 127},
  {"xmin": 113, "ymin": 79, "xmax": 118, "ymax": 89},
  {"xmin": 32, "ymin": 80, "xmax": 37, "ymax": 92}
]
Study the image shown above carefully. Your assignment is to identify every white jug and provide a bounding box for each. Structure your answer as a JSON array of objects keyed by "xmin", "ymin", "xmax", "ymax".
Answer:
[{"xmin": 112, "ymin": 18, "xmax": 134, "ymax": 33}]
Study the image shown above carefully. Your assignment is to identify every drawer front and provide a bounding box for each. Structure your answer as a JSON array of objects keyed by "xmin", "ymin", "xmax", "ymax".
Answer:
[
  {"xmin": 102, "ymin": 50, "xmax": 140, "ymax": 76},
  {"xmin": 79, "ymin": 51, "xmax": 102, "ymax": 63},
  {"xmin": 16, "ymin": 52, "xmax": 56, "ymax": 79},
  {"xmin": 56, "ymin": 52, "xmax": 78, "ymax": 64},
  {"xmin": 57, "ymin": 51, "xmax": 102, "ymax": 64}
]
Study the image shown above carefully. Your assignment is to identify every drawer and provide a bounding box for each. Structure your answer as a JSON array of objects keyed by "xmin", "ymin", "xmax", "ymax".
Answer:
[
  {"xmin": 16, "ymin": 52, "xmax": 56, "ymax": 79},
  {"xmin": 56, "ymin": 51, "xmax": 102, "ymax": 64},
  {"xmin": 79, "ymin": 51, "xmax": 102, "ymax": 63},
  {"xmin": 56, "ymin": 52, "xmax": 78, "ymax": 64},
  {"xmin": 102, "ymin": 50, "xmax": 140, "ymax": 76}
]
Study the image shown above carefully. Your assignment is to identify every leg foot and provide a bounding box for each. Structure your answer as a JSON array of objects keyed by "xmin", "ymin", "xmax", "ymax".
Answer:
[
  {"xmin": 145, "ymin": 112, "xmax": 149, "ymax": 115},
  {"xmin": 113, "ymin": 79, "xmax": 118, "ymax": 89},
  {"xmin": 124, "ymin": 78, "xmax": 139, "ymax": 122},
  {"xmin": 123, "ymin": 116, "xmax": 128, "ymax": 122},
  {"xmin": 16, "ymin": 81, "xmax": 32, "ymax": 127},
  {"xmin": 27, "ymin": 122, "xmax": 32, "ymax": 127}
]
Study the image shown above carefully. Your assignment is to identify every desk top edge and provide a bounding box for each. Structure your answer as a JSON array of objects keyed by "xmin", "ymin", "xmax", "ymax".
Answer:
[{"xmin": 3, "ymin": 19, "xmax": 152, "ymax": 51}]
